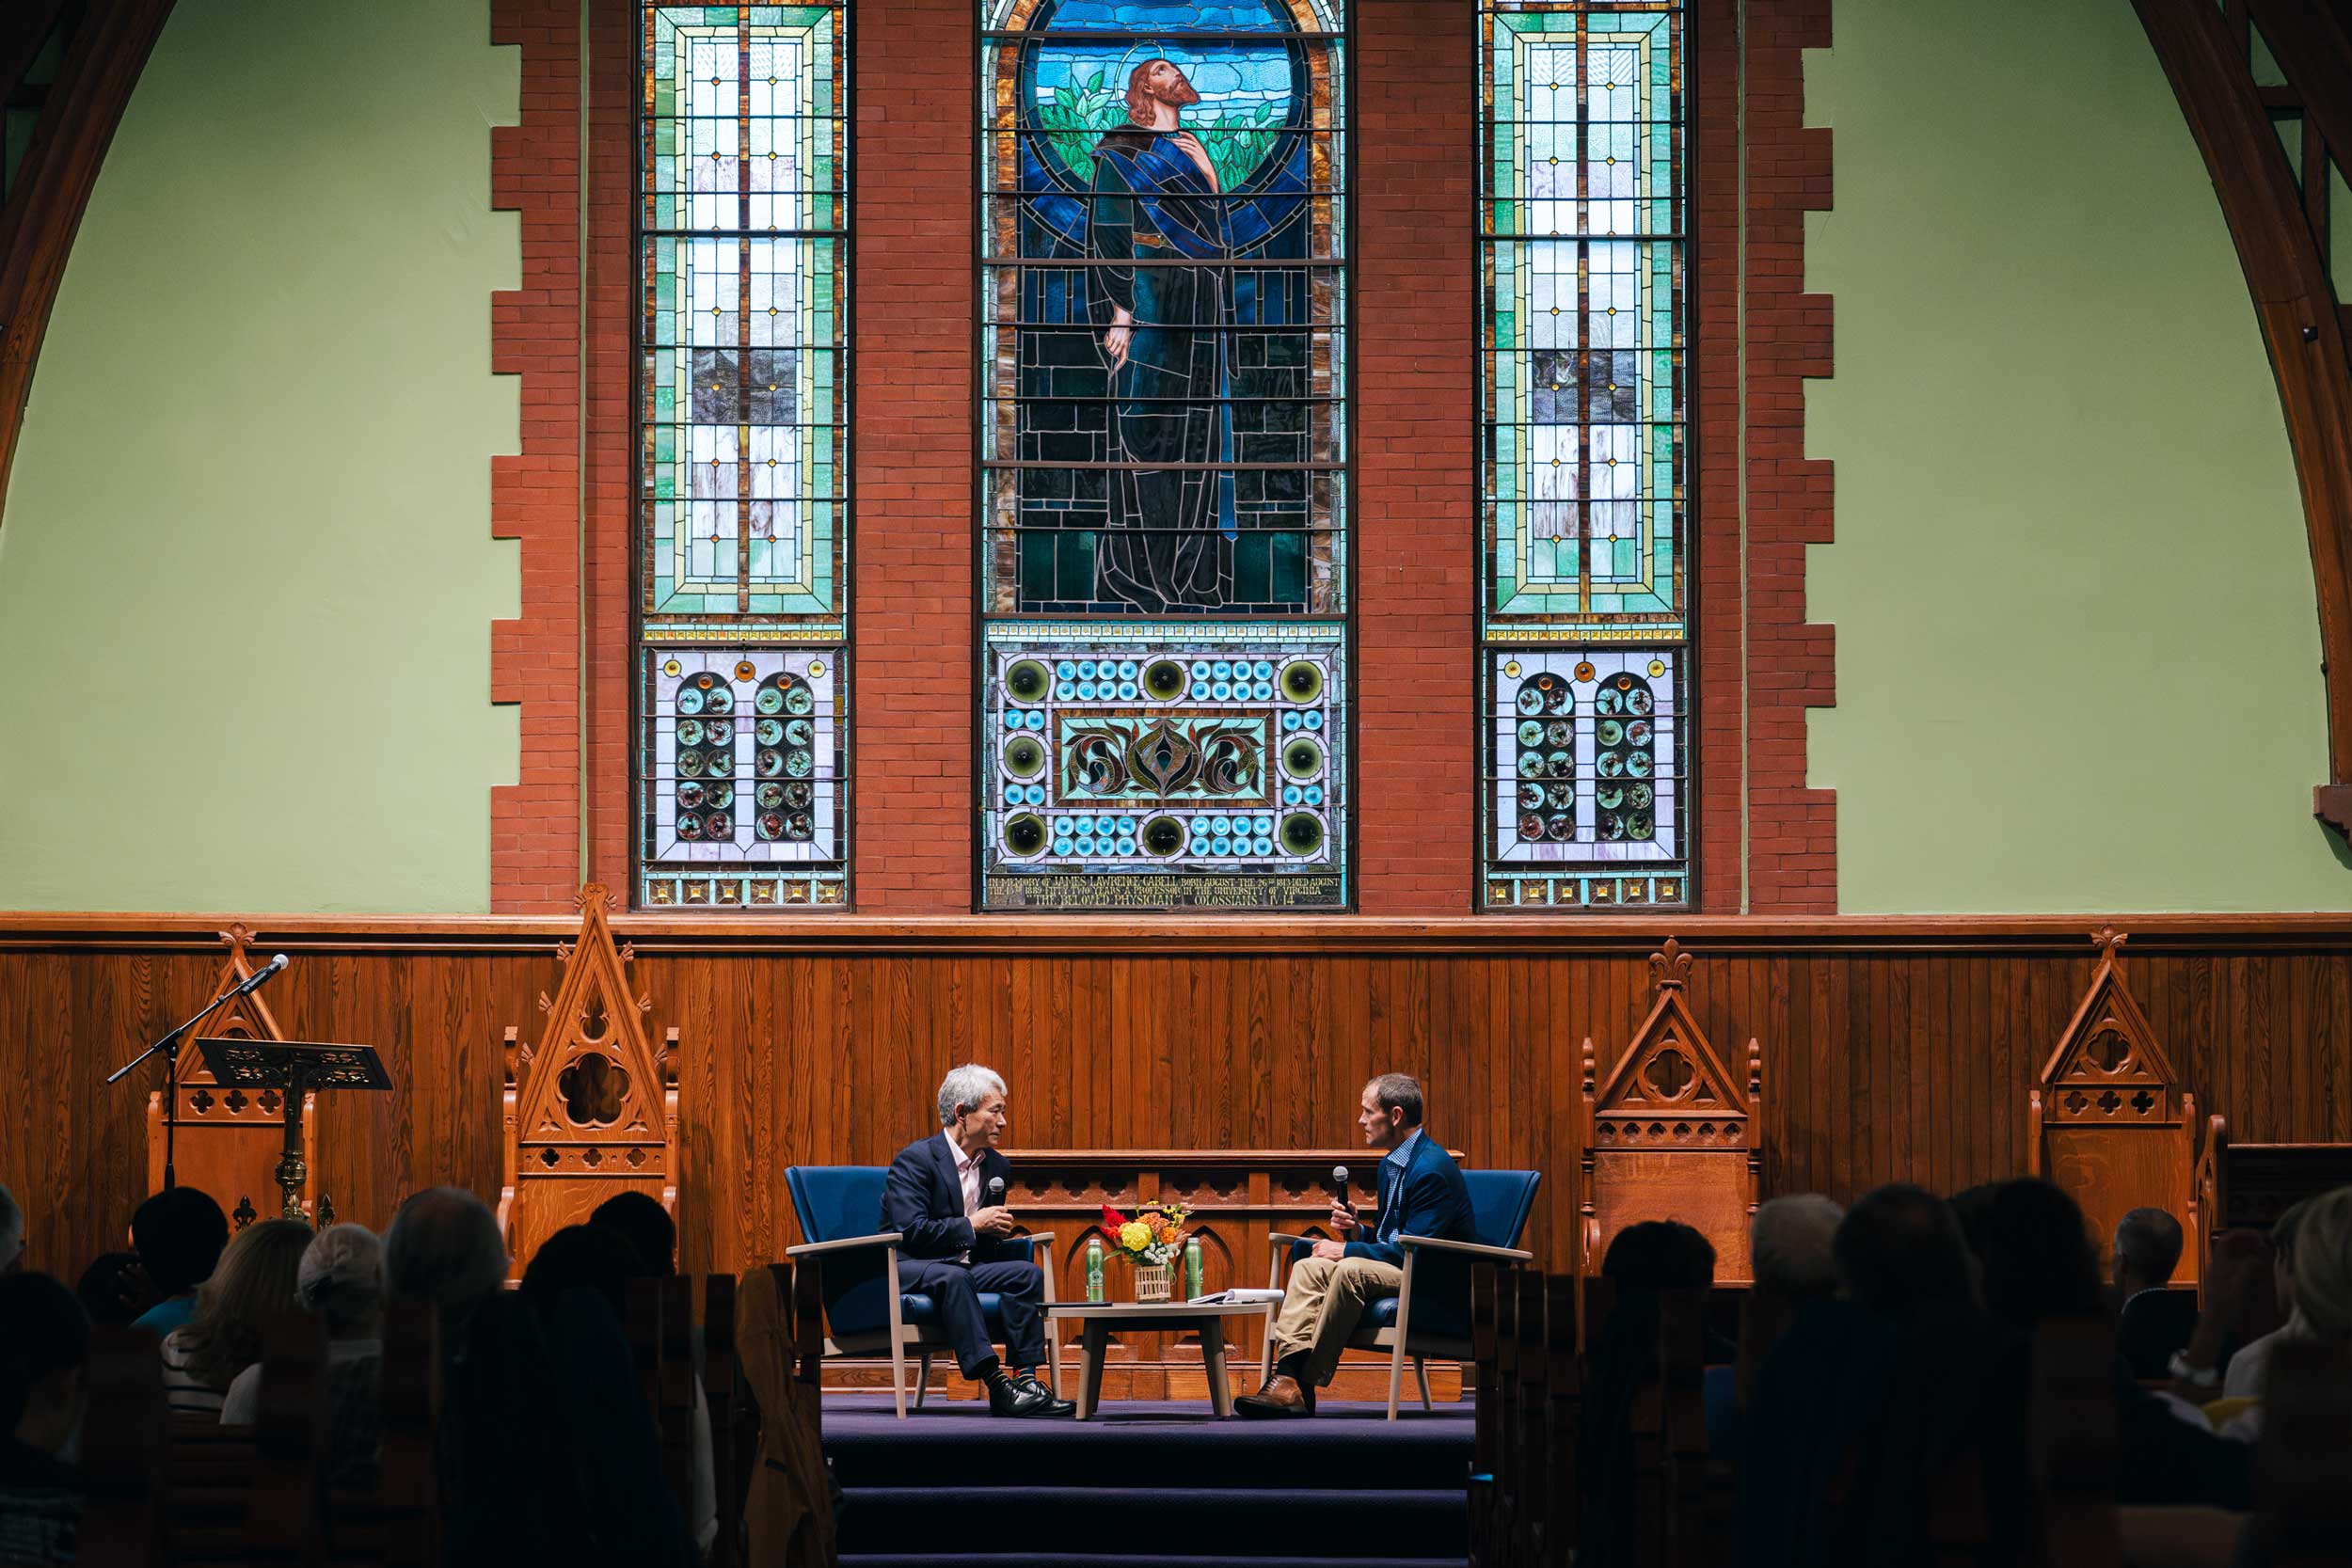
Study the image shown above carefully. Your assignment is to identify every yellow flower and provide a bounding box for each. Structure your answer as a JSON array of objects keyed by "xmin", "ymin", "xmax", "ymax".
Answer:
[{"xmin": 1119, "ymin": 1221, "xmax": 1152, "ymax": 1252}]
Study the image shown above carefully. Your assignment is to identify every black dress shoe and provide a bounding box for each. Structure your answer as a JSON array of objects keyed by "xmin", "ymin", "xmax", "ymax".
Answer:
[
  {"xmin": 985, "ymin": 1372, "xmax": 1068, "ymax": 1418},
  {"xmin": 1013, "ymin": 1372, "xmax": 1076, "ymax": 1418}
]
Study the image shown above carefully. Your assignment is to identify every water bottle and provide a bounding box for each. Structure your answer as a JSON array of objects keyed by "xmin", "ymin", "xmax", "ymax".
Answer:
[
  {"xmin": 1184, "ymin": 1237, "xmax": 1203, "ymax": 1300},
  {"xmin": 1086, "ymin": 1237, "xmax": 1105, "ymax": 1304}
]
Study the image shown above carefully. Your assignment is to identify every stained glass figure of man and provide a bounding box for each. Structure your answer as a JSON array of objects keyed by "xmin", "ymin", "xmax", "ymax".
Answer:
[{"xmin": 1089, "ymin": 57, "xmax": 1235, "ymax": 612}]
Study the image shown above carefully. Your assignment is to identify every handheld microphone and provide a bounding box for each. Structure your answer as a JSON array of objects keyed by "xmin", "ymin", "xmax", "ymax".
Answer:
[
  {"xmin": 1331, "ymin": 1164, "xmax": 1349, "ymax": 1205},
  {"xmin": 229, "ymin": 954, "xmax": 290, "ymax": 1001},
  {"xmin": 986, "ymin": 1176, "xmax": 1005, "ymax": 1207}
]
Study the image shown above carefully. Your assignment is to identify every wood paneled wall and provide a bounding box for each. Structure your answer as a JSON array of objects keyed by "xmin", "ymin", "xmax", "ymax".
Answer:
[{"xmin": 3, "ymin": 914, "xmax": 2348, "ymax": 1285}]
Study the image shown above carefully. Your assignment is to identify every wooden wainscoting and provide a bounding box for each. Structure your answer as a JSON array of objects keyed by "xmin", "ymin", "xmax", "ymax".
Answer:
[{"xmin": 4, "ymin": 914, "xmax": 2349, "ymax": 1370}]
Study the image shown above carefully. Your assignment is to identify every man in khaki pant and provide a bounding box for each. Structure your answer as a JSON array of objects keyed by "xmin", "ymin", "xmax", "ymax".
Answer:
[{"xmin": 1237, "ymin": 1073, "xmax": 1476, "ymax": 1417}]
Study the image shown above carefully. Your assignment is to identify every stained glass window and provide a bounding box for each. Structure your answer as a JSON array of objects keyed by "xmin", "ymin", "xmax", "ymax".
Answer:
[
  {"xmin": 978, "ymin": 0, "xmax": 1349, "ymax": 911},
  {"xmin": 639, "ymin": 3, "xmax": 850, "ymax": 909},
  {"xmin": 1480, "ymin": 0, "xmax": 1690, "ymax": 910}
]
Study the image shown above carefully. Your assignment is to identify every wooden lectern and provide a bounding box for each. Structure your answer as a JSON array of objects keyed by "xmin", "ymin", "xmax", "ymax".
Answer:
[{"xmin": 193, "ymin": 1037, "xmax": 391, "ymax": 1222}]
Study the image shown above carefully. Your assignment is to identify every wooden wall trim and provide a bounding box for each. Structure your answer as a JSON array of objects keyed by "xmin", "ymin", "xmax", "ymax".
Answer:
[
  {"xmin": 0, "ymin": 0, "xmax": 178, "ymax": 520},
  {"xmin": 2, "ymin": 911, "xmax": 2349, "ymax": 955},
  {"xmin": 2132, "ymin": 0, "xmax": 2352, "ymax": 833}
]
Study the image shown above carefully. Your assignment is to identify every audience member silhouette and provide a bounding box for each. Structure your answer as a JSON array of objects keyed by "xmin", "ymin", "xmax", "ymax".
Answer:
[
  {"xmin": 128, "ymin": 1186, "xmax": 230, "ymax": 1337},
  {"xmin": 0, "ymin": 1272, "xmax": 86, "ymax": 1565},
  {"xmin": 1577, "ymin": 1221, "xmax": 1718, "ymax": 1568},
  {"xmin": 589, "ymin": 1190, "xmax": 677, "ymax": 1276},
  {"xmin": 2113, "ymin": 1206, "xmax": 2199, "ymax": 1379},
  {"xmin": 160, "ymin": 1217, "xmax": 310, "ymax": 1416},
  {"xmin": 72, "ymin": 1251, "xmax": 155, "ymax": 1327}
]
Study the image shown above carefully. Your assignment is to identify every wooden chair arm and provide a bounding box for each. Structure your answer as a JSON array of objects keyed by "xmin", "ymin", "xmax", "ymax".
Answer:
[
  {"xmin": 783, "ymin": 1231, "xmax": 905, "ymax": 1259},
  {"xmin": 1397, "ymin": 1234, "xmax": 1534, "ymax": 1262}
]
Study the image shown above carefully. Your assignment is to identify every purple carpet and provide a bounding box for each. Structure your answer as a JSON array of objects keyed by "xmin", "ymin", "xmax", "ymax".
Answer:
[{"xmin": 823, "ymin": 1396, "xmax": 1472, "ymax": 1567}]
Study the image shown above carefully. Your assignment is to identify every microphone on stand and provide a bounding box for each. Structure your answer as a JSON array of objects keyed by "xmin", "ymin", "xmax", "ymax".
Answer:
[{"xmin": 230, "ymin": 953, "xmax": 290, "ymax": 1001}]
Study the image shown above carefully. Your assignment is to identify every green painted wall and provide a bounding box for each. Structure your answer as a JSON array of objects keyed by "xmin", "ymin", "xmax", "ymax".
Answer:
[
  {"xmin": 0, "ymin": 0, "xmax": 519, "ymax": 912},
  {"xmin": 1807, "ymin": 0, "xmax": 2352, "ymax": 911}
]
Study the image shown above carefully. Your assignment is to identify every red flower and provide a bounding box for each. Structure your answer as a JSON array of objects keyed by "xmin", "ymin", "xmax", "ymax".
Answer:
[{"xmin": 1102, "ymin": 1204, "xmax": 1129, "ymax": 1229}]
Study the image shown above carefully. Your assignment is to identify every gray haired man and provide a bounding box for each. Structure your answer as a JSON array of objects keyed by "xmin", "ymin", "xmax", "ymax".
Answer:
[{"xmin": 880, "ymin": 1064, "xmax": 1073, "ymax": 1418}]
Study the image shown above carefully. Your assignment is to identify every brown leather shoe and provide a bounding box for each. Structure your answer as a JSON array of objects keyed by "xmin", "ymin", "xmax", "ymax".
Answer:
[{"xmin": 1233, "ymin": 1373, "xmax": 1315, "ymax": 1418}]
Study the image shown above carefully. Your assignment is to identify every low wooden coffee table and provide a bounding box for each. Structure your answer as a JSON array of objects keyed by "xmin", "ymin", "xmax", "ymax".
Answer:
[{"xmin": 1043, "ymin": 1300, "xmax": 1276, "ymax": 1418}]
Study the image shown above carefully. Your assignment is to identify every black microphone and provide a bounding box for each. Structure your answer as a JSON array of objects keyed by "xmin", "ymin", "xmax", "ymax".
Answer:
[
  {"xmin": 1331, "ymin": 1164, "xmax": 1349, "ymax": 1206},
  {"xmin": 226, "ymin": 953, "xmax": 290, "ymax": 1003},
  {"xmin": 986, "ymin": 1176, "xmax": 1005, "ymax": 1207}
]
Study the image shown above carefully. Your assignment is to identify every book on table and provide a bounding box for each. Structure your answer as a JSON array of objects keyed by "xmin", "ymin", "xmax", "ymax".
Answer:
[{"xmin": 1185, "ymin": 1288, "xmax": 1285, "ymax": 1306}]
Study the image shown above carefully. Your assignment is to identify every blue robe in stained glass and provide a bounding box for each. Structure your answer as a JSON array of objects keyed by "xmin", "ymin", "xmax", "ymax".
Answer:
[{"xmin": 1088, "ymin": 127, "xmax": 1237, "ymax": 611}]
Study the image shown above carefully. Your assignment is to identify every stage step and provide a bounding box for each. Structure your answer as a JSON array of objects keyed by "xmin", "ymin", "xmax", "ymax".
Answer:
[
  {"xmin": 841, "ymin": 1558, "xmax": 1465, "ymax": 1568},
  {"xmin": 823, "ymin": 1398, "xmax": 1473, "ymax": 1564},
  {"xmin": 842, "ymin": 1487, "xmax": 1465, "ymax": 1559}
]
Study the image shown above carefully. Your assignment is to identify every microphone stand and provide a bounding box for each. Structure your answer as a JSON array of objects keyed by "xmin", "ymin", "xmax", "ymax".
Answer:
[{"xmin": 105, "ymin": 971, "xmax": 255, "ymax": 1193}]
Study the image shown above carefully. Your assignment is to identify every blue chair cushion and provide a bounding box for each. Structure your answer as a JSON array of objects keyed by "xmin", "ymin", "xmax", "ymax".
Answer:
[
  {"xmin": 785, "ymin": 1165, "xmax": 896, "ymax": 1336},
  {"xmin": 900, "ymin": 1293, "xmax": 1012, "ymax": 1338}
]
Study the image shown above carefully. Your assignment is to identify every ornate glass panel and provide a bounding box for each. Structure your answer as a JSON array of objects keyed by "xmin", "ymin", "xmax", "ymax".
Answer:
[
  {"xmin": 1480, "ymin": 0, "xmax": 1689, "ymax": 910},
  {"xmin": 640, "ymin": 4, "xmax": 850, "ymax": 908},
  {"xmin": 980, "ymin": 0, "xmax": 1348, "ymax": 910}
]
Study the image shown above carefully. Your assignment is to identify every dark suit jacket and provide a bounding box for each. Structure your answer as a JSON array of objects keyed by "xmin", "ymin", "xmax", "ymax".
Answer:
[
  {"xmin": 2116, "ymin": 1286, "xmax": 2201, "ymax": 1381},
  {"xmin": 1341, "ymin": 1131, "xmax": 1477, "ymax": 1332},
  {"xmin": 881, "ymin": 1134, "xmax": 1024, "ymax": 1265}
]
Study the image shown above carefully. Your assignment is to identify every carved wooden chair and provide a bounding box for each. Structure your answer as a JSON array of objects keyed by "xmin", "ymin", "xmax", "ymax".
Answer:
[
  {"xmin": 1577, "ymin": 939, "xmax": 1762, "ymax": 1283},
  {"xmin": 2027, "ymin": 927, "xmax": 2206, "ymax": 1284},
  {"xmin": 146, "ymin": 923, "xmax": 320, "ymax": 1226},
  {"xmin": 499, "ymin": 885, "xmax": 678, "ymax": 1275}
]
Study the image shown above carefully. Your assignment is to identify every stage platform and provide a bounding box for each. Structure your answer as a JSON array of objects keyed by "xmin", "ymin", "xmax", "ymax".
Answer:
[{"xmin": 825, "ymin": 1396, "xmax": 1473, "ymax": 1568}]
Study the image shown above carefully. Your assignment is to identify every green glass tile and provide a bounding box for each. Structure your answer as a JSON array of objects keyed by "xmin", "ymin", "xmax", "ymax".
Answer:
[
  {"xmin": 1020, "ymin": 531, "xmax": 1057, "ymax": 601},
  {"xmin": 1056, "ymin": 531, "xmax": 1097, "ymax": 601},
  {"xmin": 1272, "ymin": 531, "xmax": 1306, "ymax": 604},
  {"xmin": 1233, "ymin": 533, "xmax": 1270, "ymax": 603}
]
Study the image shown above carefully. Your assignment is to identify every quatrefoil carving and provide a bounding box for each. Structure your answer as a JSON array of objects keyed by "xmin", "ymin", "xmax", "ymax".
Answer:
[
  {"xmin": 558, "ymin": 1052, "xmax": 628, "ymax": 1128},
  {"xmin": 1643, "ymin": 1046, "xmax": 1695, "ymax": 1101},
  {"xmin": 2084, "ymin": 1027, "xmax": 2130, "ymax": 1074}
]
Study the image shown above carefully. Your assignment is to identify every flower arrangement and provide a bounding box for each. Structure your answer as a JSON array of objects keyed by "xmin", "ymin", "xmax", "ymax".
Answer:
[{"xmin": 1100, "ymin": 1201, "xmax": 1189, "ymax": 1268}]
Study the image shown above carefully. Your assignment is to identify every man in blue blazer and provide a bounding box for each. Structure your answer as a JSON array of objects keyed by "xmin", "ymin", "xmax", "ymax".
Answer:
[
  {"xmin": 1237, "ymin": 1072, "xmax": 1476, "ymax": 1417},
  {"xmin": 881, "ymin": 1064, "xmax": 1073, "ymax": 1418}
]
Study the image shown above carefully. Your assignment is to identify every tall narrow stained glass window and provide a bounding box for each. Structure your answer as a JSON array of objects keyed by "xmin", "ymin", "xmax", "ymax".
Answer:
[
  {"xmin": 1480, "ymin": 0, "xmax": 1690, "ymax": 910},
  {"xmin": 978, "ymin": 0, "xmax": 1349, "ymax": 910},
  {"xmin": 638, "ymin": 4, "xmax": 850, "ymax": 909}
]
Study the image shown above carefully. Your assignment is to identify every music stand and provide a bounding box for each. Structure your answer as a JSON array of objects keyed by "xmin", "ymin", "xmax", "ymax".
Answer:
[{"xmin": 195, "ymin": 1038, "xmax": 390, "ymax": 1222}]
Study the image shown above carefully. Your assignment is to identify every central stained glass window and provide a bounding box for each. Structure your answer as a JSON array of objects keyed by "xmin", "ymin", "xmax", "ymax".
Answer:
[
  {"xmin": 1479, "ymin": 0, "xmax": 1690, "ymax": 910},
  {"xmin": 638, "ymin": 3, "xmax": 850, "ymax": 909},
  {"xmin": 978, "ymin": 0, "xmax": 1349, "ymax": 910}
]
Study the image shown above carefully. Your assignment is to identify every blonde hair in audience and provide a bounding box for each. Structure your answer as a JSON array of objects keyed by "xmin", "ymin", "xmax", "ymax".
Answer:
[
  {"xmin": 176, "ymin": 1218, "xmax": 312, "ymax": 1388},
  {"xmin": 2287, "ymin": 1185, "xmax": 2352, "ymax": 1338}
]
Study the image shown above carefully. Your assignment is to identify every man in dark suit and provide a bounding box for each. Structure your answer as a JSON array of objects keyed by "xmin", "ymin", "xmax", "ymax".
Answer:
[
  {"xmin": 2112, "ymin": 1205, "xmax": 2200, "ymax": 1380},
  {"xmin": 1236, "ymin": 1072, "xmax": 1475, "ymax": 1418},
  {"xmin": 881, "ymin": 1064, "xmax": 1073, "ymax": 1418}
]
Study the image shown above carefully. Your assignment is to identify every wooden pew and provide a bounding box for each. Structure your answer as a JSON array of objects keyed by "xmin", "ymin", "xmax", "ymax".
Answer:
[
  {"xmin": 1491, "ymin": 1266, "xmax": 1521, "ymax": 1567},
  {"xmin": 2255, "ymin": 1337, "xmax": 2352, "ymax": 1567},
  {"xmin": 1514, "ymin": 1271, "xmax": 1549, "ymax": 1568},
  {"xmin": 1466, "ymin": 1262, "xmax": 1500, "ymax": 1568},
  {"xmin": 2029, "ymin": 1315, "xmax": 2122, "ymax": 1568},
  {"xmin": 163, "ymin": 1313, "xmax": 326, "ymax": 1565},
  {"xmin": 704, "ymin": 1273, "xmax": 742, "ymax": 1568},
  {"xmin": 73, "ymin": 1325, "xmax": 168, "ymax": 1567},
  {"xmin": 2203, "ymin": 1122, "xmax": 2352, "ymax": 1249},
  {"xmin": 321, "ymin": 1297, "xmax": 438, "ymax": 1567},
  {"xmin": 1541, "ymin": 1275, "xmax": 1581, "ymax": 1568}
]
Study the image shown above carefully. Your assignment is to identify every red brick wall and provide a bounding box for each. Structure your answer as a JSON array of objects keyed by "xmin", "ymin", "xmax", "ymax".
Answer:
[
  {"xmin": 497, "ymin": 0, "xmax": 1842, "ymax": 915},
  {"xmin": 1354, "ymin": 2, "xmax": 1477, "ymax": 911},
  {"xmin": 488, "ymin": 1, "xmax": 588, "ymax": 913},
  {"xmin": 1740, "ymin": 0, "xmax": 1837, "ymax": 911},
  {"xmin": 848, "ymin": 0, "xmax": 976, "ymax": 910}
]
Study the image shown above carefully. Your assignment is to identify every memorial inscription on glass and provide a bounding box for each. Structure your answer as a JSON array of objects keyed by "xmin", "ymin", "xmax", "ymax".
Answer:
[
  {"xmin": 980, "ymin": 0, "xmax": 1349, "ymax": 909},
  {"xmin": 639, "ymin": 4, "xmax": 850, "ymax": 909},
  {"xmin": 1480, "ymin": 0, "xmax": 1690, "ymax": 910}
]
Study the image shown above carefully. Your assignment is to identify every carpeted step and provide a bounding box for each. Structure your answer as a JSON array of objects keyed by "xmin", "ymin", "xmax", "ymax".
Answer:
[
  {"xmin": 841, "ymin": 1557, "xmax": 1466, "ymax": 1568},
  {"xmin": 825, "ymin": 1405, "xmax": 1472, "ymax": 1493},
  {"xmin": 839, "ymin": 1486, "xmax": 1466, "ymax": 1560}
]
